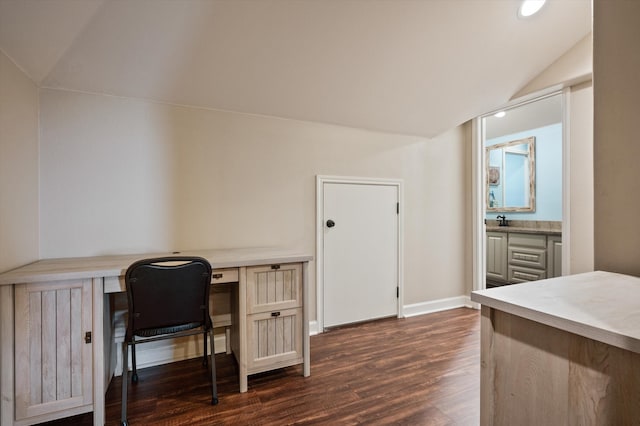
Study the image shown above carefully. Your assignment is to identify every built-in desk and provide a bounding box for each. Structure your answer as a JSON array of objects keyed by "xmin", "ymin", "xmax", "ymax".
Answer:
[{"xmin": 0, "ymin": 248, "xmax": 312, "ymax": 426}]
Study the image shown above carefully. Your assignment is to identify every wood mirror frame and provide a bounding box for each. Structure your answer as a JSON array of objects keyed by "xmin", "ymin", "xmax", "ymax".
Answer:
[{"xmin": 486, "ymin": 136, "xmax": 535, "ymax": 212}]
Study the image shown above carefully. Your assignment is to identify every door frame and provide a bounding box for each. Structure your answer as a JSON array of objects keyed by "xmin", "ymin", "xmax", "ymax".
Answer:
[
  {"xmin": 471, "ymin": 89, "xmax": 571, "ymax": 295},
  {"xmin": 316, "ymin": 175, "xmax": 404, "ymax": 332}
]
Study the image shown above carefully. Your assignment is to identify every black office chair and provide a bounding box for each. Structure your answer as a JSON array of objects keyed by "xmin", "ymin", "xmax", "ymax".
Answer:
[{"xmin": 121, "ymin": 256, "xmax": 218, "ymax": 426}]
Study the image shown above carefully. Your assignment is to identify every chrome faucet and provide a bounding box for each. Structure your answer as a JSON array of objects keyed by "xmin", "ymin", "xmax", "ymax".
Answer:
[{"xmin": 497, "ymin": 215, "xmax": 509, "ymax": 227}]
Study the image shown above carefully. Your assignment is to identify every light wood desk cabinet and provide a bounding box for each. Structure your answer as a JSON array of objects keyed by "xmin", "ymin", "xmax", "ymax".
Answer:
[
  {"xmin": 0, "ymin": 249, "xmax": 312, "ymax": 426},
  {"xmin": 14, "ymin": 280, "xmax": 94, "ymax": 424}
]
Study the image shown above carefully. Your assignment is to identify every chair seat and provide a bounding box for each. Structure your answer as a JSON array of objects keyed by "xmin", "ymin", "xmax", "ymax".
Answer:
[{"xmin": 134, "ymin": 322, "xmax": 203, "ymax": 338}]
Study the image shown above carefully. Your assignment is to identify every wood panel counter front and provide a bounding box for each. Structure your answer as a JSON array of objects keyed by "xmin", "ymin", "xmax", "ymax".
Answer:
[
  {"xmin": 471, "ymin": 271, "xmax": 640, "ymax": 425},
  {"xmin": 0, "ymin": 248, "xmax": 312, "ymax": 426}
]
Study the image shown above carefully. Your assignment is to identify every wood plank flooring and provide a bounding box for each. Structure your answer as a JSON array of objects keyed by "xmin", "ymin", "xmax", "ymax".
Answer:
[{"xmin": 47, "ymin": 307, "xmax": 480, "ymax": 425}]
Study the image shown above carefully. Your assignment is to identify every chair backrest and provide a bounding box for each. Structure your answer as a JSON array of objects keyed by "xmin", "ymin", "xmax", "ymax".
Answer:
[{"xmin": 125, "ymin": 256, "xmax": 213, "ymax": 336}]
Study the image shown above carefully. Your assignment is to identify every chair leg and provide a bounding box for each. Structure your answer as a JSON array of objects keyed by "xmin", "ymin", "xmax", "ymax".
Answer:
[
  {"xmin": 131, "ymin": 342, "xmax": 138, "ymax": 383},
  {"xmin": 121, "ymin": 342, "xmax": 129, "ymax": 426},
  {"xmin": 203, "ymin": 330, "xmax": 208, "ymax": 367},
  {"xmin": 209, "ymin": 328, "xmax": 218, "ymax": 405}
]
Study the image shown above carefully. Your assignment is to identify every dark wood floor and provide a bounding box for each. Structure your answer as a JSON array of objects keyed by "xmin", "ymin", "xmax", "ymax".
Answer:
[{"xmin": 48, "ymin": 307, "xmax": 480, "ymax": 425}]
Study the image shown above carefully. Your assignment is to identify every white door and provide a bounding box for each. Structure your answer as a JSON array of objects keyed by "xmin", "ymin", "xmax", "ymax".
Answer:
[{"xmin": 323, "ymin": 181, "xmax": 399, "ymax": 328}]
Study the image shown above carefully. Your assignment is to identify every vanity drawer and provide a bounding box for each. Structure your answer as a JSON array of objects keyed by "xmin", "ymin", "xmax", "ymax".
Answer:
[
  {"xmin": 508, "ymin": 246, "xmax": 546, "ymax": 270},
  {"xmin": 508, "ymin": 232, "xmax": 547, "ymax": 249},
  {"xmin": 509, "ymin": 265, "xmax": 547, "ymax": 283}
]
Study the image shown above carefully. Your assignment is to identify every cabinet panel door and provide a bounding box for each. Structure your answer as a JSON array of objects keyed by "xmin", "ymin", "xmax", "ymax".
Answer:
[
  {"xmin": 14, "ymin": 280, "xmax": 93, "ymax": 421},
  {"xmin": 486, "ymin": 232, "xmax": 508, "ymax": 282},
  {"xmin": 246, "ymin": 264, "xmax": 302, "ymax": 314},
  {"xmin": 547, "ymin": 236, "xmax": 563, "ymax": 278}
]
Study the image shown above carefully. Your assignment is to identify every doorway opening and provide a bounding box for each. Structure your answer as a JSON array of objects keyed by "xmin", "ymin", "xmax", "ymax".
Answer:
[{"xmin": 473, "ymin": 92, "xmax": 566, "ymax": 291}]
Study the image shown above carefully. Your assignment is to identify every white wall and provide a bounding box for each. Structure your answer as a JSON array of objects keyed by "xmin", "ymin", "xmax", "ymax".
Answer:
[
  {"xmin": 569, "ymin": 81, "xmax": 594, "ymax": 274},
  {"xmin": 593, "ymin": 1, "xmax": 640, "ymax": 275},
  {"xmin": 39, "ymin": 89, "xmax": 471, "ymax": 318},
  {"xmin": 0, "ymin": 51, "xmax": 39, "ymax": 273}
]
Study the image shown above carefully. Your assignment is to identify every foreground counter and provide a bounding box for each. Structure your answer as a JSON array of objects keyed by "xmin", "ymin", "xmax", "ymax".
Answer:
[{"xmin": 471, "ymin": 271, "xmax": 640, "ymax": 425}]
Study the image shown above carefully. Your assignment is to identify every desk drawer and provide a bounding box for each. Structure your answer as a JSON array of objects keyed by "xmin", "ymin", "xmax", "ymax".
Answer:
[
  {"xmin": 211, "ymin": 268, "xmax": 239, "ymax": 284},
  {"xmin": 104, "ymin": 268, "xmax": 239, "ymax": 293},
  {"xmin": 246, "ymin": 263, "xmax": 302, "ymax": 314},
  {"xmin": 246, "ymin": 307, "xmax": 303, "ymax": 373}
]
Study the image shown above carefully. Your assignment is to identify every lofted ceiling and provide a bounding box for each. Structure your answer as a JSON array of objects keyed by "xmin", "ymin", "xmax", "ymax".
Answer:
[{"xmin": 0, "ymin": 0, "xmax": 592, "ymax": 138}]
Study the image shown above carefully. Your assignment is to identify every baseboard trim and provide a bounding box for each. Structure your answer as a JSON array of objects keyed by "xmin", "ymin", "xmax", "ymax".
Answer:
[
  {"xmin": 115, "ymin": 333, "xmax": 228, "ymax": 376},
  {"xmin": 310, "ymin": 320, "xmax": 319, "ymax": 336},
  {"xmin": 402, "ymin": 295, "xmax": 473, "ymax": 318}
]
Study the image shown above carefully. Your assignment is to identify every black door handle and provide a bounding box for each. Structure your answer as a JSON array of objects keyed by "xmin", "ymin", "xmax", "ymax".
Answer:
[{"xmin": 326, "ymin": 219, "xmax": 335, "ymax": 228}]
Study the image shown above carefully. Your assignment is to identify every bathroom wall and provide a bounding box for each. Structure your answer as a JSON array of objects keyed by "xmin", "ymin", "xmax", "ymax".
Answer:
[{"xmin": 485, "ymin": 122, "xmax": 562, "ymax": 222}]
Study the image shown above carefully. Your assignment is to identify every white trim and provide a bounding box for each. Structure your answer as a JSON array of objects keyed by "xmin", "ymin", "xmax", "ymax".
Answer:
[
  {"xmin": 473, "ymin": 91, "xmax": 568, "ymax": 290},
  {"xmin": 561, "ymin": 87, "xmax": 571, "ymax": 276},
  {"xmin": 403, "ymin": 296, "xmax": 474, "ymax": 318},
  {"xmin": 315, "ymin": 175, "xmax": 404, "ymax": 332},
  {"xmin": 472, "ymin": 118, "xmax": 486, "ymax": 292},
  {"xmin": 309, "ymin": 320, "xmax": 320, "ymax": 336}
]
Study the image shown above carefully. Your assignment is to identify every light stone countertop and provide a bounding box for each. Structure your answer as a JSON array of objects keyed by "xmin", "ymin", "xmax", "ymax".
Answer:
[
  {"xmin": 485, "ymin": 219, "xmax": 562, "ymax": 235},
  {"xmin": 471, "ymin": 271, "xmax": 640, "ymax": 353},
  {"xmin": 0, "ymin": 247, "xmax": 313, "ymax": 285},
  {"xmin": 485, "ymin": 226, "xmax": 562, "ymax": 235}
]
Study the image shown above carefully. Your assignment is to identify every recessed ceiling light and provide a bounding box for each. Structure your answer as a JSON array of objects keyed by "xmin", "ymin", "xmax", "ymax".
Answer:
[
  {"xmin": 494, "ymin": 111, "xmax": 506, "ymax": 118},
  {"xmin": 519, "ymin": 0, "xmax": 546, "ymax": 18}
]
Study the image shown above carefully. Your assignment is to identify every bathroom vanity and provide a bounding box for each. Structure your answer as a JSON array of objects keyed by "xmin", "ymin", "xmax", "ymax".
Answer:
[{"xmin": 486, "ymin": 221, "xmax": 561, "ymax": 287}]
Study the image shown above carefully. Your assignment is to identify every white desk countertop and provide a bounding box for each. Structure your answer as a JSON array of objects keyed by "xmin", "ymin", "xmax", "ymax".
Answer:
[
  {"xmin": 471, "ymin": 270, "xmax": 640, "ymax": 354},
  {"xmin": 0, "ymin": 247, "xmax": 313, "ymax": 285}
]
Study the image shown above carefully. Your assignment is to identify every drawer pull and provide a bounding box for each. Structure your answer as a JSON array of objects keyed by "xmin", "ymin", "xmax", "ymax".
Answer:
[
  {"xmin": 271, "ymin": 311, "xmax": 281, "ymax": 317},
  {"xmin": 212, "ymin": 273, "xmax": 224, "ymax": 280},
  {"xmin": 271, "ymin": 264, "xmax": 281, "ymax": 270}
]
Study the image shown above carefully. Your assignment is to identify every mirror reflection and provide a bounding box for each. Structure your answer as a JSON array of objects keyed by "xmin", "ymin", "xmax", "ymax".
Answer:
[{"xmin": 486, "ymin": 136, "xmax": 535, "ymax": 212}]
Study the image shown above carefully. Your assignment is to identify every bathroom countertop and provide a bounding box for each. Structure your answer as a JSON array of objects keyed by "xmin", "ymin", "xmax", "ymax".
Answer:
[
  {"xmin": 485, "ymin": 226, "xmax": 561, "ymax": 235},
  {"xmin": 485, "ymin": 220, "xmax": 561, "ymax": 236}
]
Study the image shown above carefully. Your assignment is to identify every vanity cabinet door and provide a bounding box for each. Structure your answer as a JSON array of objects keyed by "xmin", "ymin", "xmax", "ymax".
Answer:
[
  {"xmin": 14, "ymin": 280, "xmax": 93, "ymax": 423},
  {"xmin": 547, "ymin": 236, "xmax": 562, "ymax": 278},
  {"xmin": 486, "ymin": 232, "xmax": 508, "ymax": 283}
]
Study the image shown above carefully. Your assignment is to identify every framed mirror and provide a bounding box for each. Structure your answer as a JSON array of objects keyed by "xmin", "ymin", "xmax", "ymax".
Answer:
[{"xmin": 486, "ymin": 136, "xmax": 535, "ymax": 212}]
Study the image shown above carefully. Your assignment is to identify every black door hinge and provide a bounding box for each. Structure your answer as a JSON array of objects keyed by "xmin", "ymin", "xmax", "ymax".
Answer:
[
  {"xmin": 396, "ymin": 202, "xmax": 399, "ymax": 214},
  {"xmin": 396, "ymin": 286, "xmax": 399, "ymax": 298}
]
